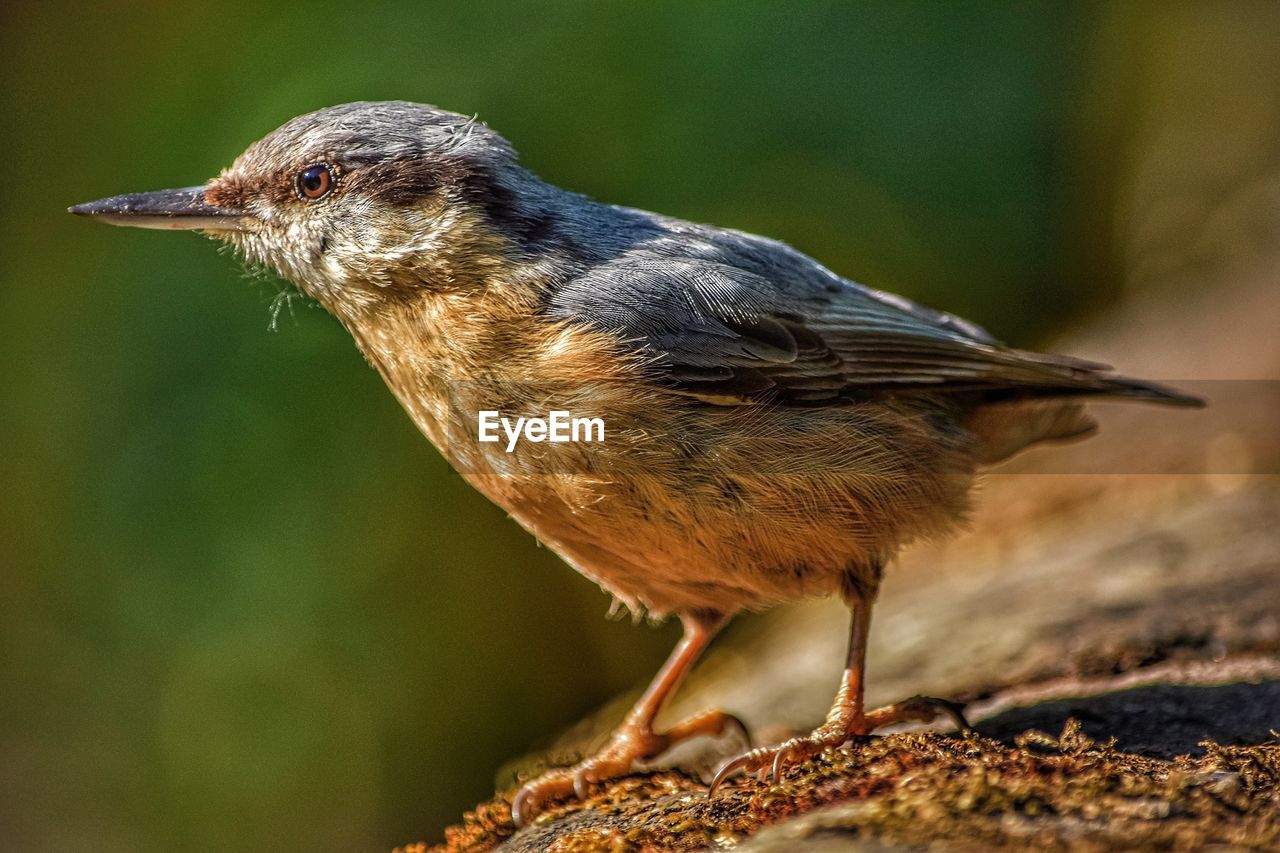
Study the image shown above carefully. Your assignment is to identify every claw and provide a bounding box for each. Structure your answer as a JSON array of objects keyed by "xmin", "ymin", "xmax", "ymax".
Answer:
[
  {"xmin": 939, "ymin": 700, "xmax": 972, "ymax": 733},
  {"xmin": 511, "ymin": 767, "xmax": 577, "ymax": 828},
  {"xmin": 770, "ymin": 742, "xmax": 790, "ymax": 781},
  {"xmin": 509, "ymin": 773, "xmax": 555, "ymax": 824},
  {"xmin": 708, "ymin": 751, "xmax": 756, "ymax": 798},
  {"xmin": 707, "ymin": 739, "xmax": 801, "ymax": 797},
  {"xmin": 510, "ymin": 782, "xmax": 535, "ymax": 828},
  {"xmin": 510, "ymin": 788, "xmax": 529, "ymax": 829},
  {"xmin": 722, "ymin": 713, "xmax": 752, "ymax": 750},
  {"xmin": 572, "ymin": 764, "xmax": 592, "ymax": 801}
]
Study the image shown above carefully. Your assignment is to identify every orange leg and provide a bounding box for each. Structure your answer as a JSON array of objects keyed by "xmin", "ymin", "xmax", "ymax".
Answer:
[
  {"xmin": 511, "ymin": 610, "xmax": 746, "ymax": 826},
  {"xmin": 709, "ymin": 592, "xmax": 967, "ymax": 795}
]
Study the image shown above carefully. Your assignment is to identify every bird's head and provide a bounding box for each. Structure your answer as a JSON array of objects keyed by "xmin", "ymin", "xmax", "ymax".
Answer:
[{"xmin": 70, "ymin": 101, "xmax": 556, "ymax": 316}]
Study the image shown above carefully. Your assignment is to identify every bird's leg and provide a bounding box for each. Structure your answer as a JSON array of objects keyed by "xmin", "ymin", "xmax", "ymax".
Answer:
[
  {"xmin": 709, "ymin": 589, "xmax": 968, "ymax": 795},
  {"xmin": 511, "ymin": 610, "xmax": 746, "ymax": 827}
]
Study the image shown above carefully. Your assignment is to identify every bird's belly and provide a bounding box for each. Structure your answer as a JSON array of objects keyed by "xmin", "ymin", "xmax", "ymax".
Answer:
[{"xmin": 447, "ymin": 395, "xmax": 977, "ymax": 617}]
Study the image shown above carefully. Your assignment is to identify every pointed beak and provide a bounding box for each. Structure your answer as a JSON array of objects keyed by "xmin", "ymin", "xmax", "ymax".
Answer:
[{"xmin": 68, "ymin": 186, "xmax": 250, "ymax": 231}]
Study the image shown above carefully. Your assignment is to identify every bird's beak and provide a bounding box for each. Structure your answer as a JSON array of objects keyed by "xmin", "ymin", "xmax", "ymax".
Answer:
[{"xmin": 68, "ymin": 186, "xmax": 250, "ymax": 231}]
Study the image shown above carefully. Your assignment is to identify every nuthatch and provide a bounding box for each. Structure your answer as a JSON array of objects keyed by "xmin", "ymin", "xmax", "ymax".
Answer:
[{"xmin": 70, "ymin": 101, "xmax": 1202, "ymax": 825}]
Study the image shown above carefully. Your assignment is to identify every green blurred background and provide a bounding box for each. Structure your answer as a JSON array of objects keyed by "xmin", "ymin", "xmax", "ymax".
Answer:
[{"xmin": 2, "ymin": 2, "xmax": 1277, "ymax": 850}]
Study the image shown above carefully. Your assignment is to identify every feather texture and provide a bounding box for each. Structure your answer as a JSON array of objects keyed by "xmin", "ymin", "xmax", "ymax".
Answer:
[{"xmin": 546, "ymin": 226, "xmax": 1201, "ymax": 408}]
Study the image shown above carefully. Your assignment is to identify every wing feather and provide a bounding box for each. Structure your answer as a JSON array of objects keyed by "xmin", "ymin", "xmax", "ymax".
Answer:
[{"xmin": 545, "ymin": 225, "xmax": 1199, "ymax": 407}]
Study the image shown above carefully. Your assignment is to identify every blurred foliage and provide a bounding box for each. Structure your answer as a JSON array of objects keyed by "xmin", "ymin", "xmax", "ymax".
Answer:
[{"xmin": 1, "ymin": 1, "xmax": 1277, "ymax": 851}]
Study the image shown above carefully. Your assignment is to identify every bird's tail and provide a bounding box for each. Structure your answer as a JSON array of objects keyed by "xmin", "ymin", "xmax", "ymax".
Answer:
[
  {"xmin": 1086, "ymin": 374, "xmax": 1205, "ymax": 407},
  {"xmin": 1004, "ymin": 348, "xmax": 1206, "ymax": 408}
]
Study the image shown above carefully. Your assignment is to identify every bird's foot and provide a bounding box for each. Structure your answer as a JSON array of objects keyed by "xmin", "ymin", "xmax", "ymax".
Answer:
[
  {"xmin": 511, "ymin": 708, "xmax": 748, "ymax": 827},
  {"xmin": 708, "ymin": 695, "xmax": 968, "ymax": 796}
]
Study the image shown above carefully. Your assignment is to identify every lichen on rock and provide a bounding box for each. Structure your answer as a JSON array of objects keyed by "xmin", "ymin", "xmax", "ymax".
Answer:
[{"xmin": 403, "ymin": 721, "xmax": 1280, "ymax": 852}]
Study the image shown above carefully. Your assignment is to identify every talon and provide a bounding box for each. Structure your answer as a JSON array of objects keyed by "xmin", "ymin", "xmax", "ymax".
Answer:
[
  {"xmin": 572, "ymin": 764, "xmax": 592, "ymax": 801},
  {"xmin": 723, "ymin": 713, "xmax": 752, "ymax": 749},
  {"xmin": 511, "ymin": 787, "xmax": 531, "ymax": 829},
  {"xmin": 940, "ymin": 700, "xmax": 972, "ymax": 733},
  {"xmin": 512, "ymin": 769, "xmax": 575, "ymax": 828},
  {"xmin": 708, "ymin": 752, "xmax": 755, "ymax": 798},
  {"xmin": 770, "ymin": 743, "xmax": 789, "ymax": 781}
]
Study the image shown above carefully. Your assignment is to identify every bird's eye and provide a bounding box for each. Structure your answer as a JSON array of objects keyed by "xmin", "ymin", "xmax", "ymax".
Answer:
[{"xmin": 296, "ymin": 164, "xmax": 334, "ymax": 201}]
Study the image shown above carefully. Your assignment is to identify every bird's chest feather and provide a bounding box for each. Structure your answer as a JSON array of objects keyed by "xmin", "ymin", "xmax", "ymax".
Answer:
[
  {"xmin": 344, "ymin": 291, "xmax": 673, "ymax": 511},
  {"xmin": 339, "ymin": 291, "xmax": 975, "ymax": 614}
]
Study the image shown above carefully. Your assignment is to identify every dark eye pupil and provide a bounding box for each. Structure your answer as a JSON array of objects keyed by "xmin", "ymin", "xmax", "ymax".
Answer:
[{"xmin": 298, "ymin": 164, "xmax": 332, "ymax": 199}]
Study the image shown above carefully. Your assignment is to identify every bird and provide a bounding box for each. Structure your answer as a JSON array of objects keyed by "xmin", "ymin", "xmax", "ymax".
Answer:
[{"xmin": 70, "ymin": 101, "xmax": 1202, "ymax": 826}]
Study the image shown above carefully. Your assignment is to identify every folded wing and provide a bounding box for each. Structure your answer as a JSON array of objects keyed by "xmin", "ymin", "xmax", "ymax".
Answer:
[{"xmin": 546, "ymin": 228, "xmax": 1200, "ymax": 408}]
